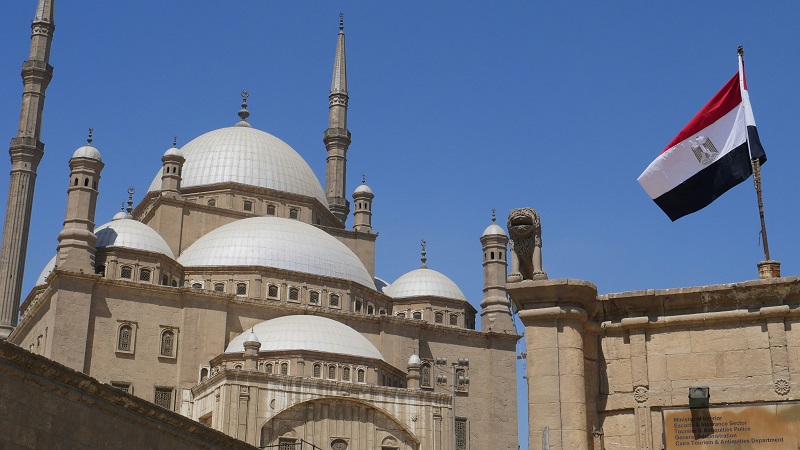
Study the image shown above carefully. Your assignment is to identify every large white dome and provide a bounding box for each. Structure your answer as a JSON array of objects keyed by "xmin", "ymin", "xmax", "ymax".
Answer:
[
  {"xmin": 177, "ymin": 217, "xmax": 375, "ymax": 290},
  {"xmin": 95, "ymin": 218, "xmax": 175, "ymax": 259},
  {"xmin": 225, "ymin": 315, "xmax": 384, "ymax": 361},
  {"xmin": 385, "ymin": 268, "xmax": 467, "ymax": 301},
  {"xmin": 147, "ymin": 126, "xmax": 327, "ymax": 207}
]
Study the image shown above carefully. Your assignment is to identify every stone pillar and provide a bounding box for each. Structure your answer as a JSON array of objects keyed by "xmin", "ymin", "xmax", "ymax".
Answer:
[
  {"xmin": 508, "ymin": 278, "xmax": 597, "ymax": 450},
  {"xmin": 407, "ymin": 354, "xmax": 421, "ymax": 389},
  {"xmin": 243, "ymin": 330, "xmax": 260, "ymax": 371}
]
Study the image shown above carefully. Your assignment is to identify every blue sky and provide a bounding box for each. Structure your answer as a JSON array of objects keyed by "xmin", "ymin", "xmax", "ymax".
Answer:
[{"xmin": 2, "ymin": 2, "xmax": 800, "ymax": 448}]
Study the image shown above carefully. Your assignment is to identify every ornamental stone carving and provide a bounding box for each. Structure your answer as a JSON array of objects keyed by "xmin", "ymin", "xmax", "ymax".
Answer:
[
  {"xmin": 775, "ymin": 378, "xmax": 790, "ymax": 395},
  {"xmin": 507, "ymin": 208, "xmax": 547, "ymax": 282},
  {"xmin": 633, "ymin": 386, "xmax": 649, "ymax": 403}
]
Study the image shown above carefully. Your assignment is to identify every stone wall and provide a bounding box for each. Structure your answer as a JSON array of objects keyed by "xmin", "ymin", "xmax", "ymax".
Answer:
[{"xmin": 0, "ymin": 339, "xmax": 257, "ymax": 450}]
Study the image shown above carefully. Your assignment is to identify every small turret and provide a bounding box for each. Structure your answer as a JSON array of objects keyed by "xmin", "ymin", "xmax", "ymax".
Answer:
[
  {"xmin": 479, "ymin": 209, "xmax": 514, "ymax": 333},
  {"xmin": 56, "ymin": 129, "xmax": 104, "ymax": 274},
  {"xmin": 160, "ymin": 137, "xmax": 184, "ymax": 199},
  {"xmin": 243, "ymin": 328, "xmax": 261, "ymax": 371},
  {"xmin": 352, "ymin": 175, "xmax": 374, "ymax": 233},
  {"xmin": 406, "ymin": 354, "xmax": 421, "ymax": 389}
]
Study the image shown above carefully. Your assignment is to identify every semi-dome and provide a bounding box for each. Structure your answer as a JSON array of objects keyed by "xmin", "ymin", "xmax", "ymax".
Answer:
[
  {"xmin": 481, "ymin": 223, "xmax": 506, "ymax": 237},
  {"xmin": 35, "ymin": 255, "xmax": 57, "ymax": 286},
  {"xmin": 95, "ymin": 219, "xmax": 175, "ymax": 259},
  {"xmin": 147, "ymin": 126, "xmax": 327, "ymax": 206},
  {"xmin": 354, "ymin": 183, "xmax": 373, "ymax": 195},
  {"xmin": 225, "ymin": 315, "xmax": 384, "ymax": 361},
  {"xmin": 177, "ymin": 217, "xmax": 375, "ymax": 289},
  {"xmin": 72, "ymin": 145, "xmax": 102, "ymax": 161},
  {"xmin": 385, "ymin": 268, "xmax": 467, "ymax": 301}
]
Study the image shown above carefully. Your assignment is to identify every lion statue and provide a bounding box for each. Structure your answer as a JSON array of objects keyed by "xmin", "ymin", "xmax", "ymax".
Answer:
[{"xmin": 507, "ymin": 207, "xmax": 547, "ymax": 282}]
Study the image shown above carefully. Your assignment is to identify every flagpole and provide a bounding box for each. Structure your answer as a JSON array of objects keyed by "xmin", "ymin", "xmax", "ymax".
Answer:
[{"xmin": 739, "ymin": 45, "xmax": 779, "ymax": 278}]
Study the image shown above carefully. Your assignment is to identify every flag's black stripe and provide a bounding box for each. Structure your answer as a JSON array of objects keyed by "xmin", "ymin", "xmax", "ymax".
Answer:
[
  {"xmin": 747, "ymin": 125, "xmax": 767, "ymax": 163},
  {"xmin": 653, "ymin": 142, "xmax": 754, "ymax": 221}
]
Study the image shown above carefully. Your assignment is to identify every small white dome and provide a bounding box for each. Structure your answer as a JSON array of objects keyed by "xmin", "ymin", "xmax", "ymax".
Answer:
[
  {"xmin": 112, "ymin": 211, "xmax": 133, "ymax": 220},
  {"xmin": 162, "ymin": 146, "xmax": 183, "ymax": 158},
  {"xmin": 354, "ymin": 183, "xmax": 373, "ymax": 195},
  {"xmin": 408, "ymin": 354, "xmax": 421, "ymax": 366},
  {"xmin": 481, "ymin": 223, "xmax": 507, "ymax": 238},
  {"xmin": 95, "ymin": 219, "xmax": 175, "ymax": 259},
  {"xmin": 385, "ymin": 268, "xmax": 467, "ymax": 301},
  {"xmin": 35, "ymin": 255, "xmax": 57, "ymax": 286},
  {"xmin": 225, "ymin": 315, "xmax": 384, "ymax": 361},
  {"xmin": 244, "ymin": 329, "xmax": 259, "ymax": 344},
  {"xmin": 148, "ymin": 126, "xmax": 327, "ymax": 207},
  {"xmin": 177, "ymin": 217, "xmax": 375, "ymax": 289},
  {"xmin": 72, "ymin": 145, "xmax": 102, "ymax": 161}
]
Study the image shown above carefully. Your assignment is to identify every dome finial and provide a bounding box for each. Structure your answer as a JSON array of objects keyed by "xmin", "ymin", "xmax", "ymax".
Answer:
[
  {"xmin": 173, "ymin": 136, "xmax": 178, "ymax": 147},
  {"xmin": 492, "ymin": 208, "xmax": 496, "ymax": 223},
  {"xmin": 237, "ymin": 90, "xmax": 251, "ymax": 125},
  {"xmin": 339, "ymin": 12, "xmax": 344, "ymax": 33},
  {"xmin": 126, "ymin": 186, "xmax": 135, "ymax": 214},
  {"xmin": 420, "ymin": 239, "xmax": 428, "ymax": 268},
  {"xmin": 362, "ymin": 173, "xmax": 366, "ymax": 184},
  {"xmin": 87, "ymin": 128, "xmax": 93, "ymax": 145}
]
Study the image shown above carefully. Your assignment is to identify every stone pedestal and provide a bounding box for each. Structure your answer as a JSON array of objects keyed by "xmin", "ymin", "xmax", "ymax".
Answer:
[
  {"xmin": 508, "ymin": 279, "xmax": 597, "ymax": 450},
  {"xmin": 758, "ymin": 260, "xmax": 781, "ymax": 279}
]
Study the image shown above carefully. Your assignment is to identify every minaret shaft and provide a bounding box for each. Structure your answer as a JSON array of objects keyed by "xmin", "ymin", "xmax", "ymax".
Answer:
[
  {"xmin": 0, "ymin": 0, "xmax": 55, "ymax": 339},
  {"xmin": 324, "ymin": 18, "xmax": 351, "ymax": 225}
]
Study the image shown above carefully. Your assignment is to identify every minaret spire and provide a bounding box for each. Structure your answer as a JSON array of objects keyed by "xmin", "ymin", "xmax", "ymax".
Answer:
[
  {"xmin": 0, "ymin": 0, "xmax": 56, "ymax": 339},
  {"xmin": 323, "ymin": 13, "xmax": 352, "ymax": 225}
]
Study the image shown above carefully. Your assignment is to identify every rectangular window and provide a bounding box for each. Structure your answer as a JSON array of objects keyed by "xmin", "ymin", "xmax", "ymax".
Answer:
[
  {"xmin": 111, "ymin": 382, "xmax": 131, "ymax": 394},
  {"xmin": 278, "ymin": 439, "xmax": 297, "ymax": 450},
  {"xmin": 154, "ymin": 388, "xmax": 173, "ymax": 410},
  {"xmin": 455, "ymin": 418, "xmax": 468, "ymax": 450},
  {"xmin": 268, "ymin": 285, "xmax": 279, "ymax": 298}
]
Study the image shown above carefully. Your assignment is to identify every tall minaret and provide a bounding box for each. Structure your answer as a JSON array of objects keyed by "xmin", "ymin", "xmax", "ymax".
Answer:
[
  {"xmin": 323, "ymin": 13, "xmax": 351, "ymax": 225},
  {"xmin": 480, "ymin": 210, "xmax": 514, "ymax": 333},
  {"xmin": 0, "ymin": 0, "xmax": 56, "ymax": 339}
]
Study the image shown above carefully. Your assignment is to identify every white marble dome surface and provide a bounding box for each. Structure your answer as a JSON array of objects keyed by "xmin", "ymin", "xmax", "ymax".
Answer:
[
  {"xmin": 95, "ymin": 218, "xmax": 175, "ymax": 259},
  {"xmin": 72, "ymin": 145, "xmax": 102, "ymax": 161},
  {"xmin": 35, "ymin": 255, "xmax": 57, "ymax": 286},
  {"xmin": 385, "ymin": 268, "xmax": 467, "ymax": 301},
  {"xmin": 481, "ymin": 223, "xmax": 507, "ymax": 237},
  {"xmin": 225, "ymin": 315, "xmax": 384, "ymax": 361},
  {"xmin": 147, "ymin": 126, "xmax": 327, "ymax": 206},
  {"xmin": 177, "ymin": 217, "xmax": 375, "ymax": 290}
]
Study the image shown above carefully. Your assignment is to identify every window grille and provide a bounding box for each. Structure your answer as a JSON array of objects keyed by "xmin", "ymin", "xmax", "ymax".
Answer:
[
  {"xmin": 435, "ymin": 312, "xmax": 444, "ymax": 324},
  {"xmin": 355, "ymin": 301, "xmax": 362, "ymax": 312},
  {"xmin": 207, "ymin": 198, "xmax": 216, "ymax": 207},
  {"xmin": 278, "ymin": 439, "xmax": 296, "ymax": 450},
  {"xmin": 161, "ymin": 275, "xmax": 168, "ymax": 286},
  {"xmin": 396, "ymin": 312, "xmax": 405, "ymax": 319},
  {"xmin": 243, "ymin": 200, "xmax": 253, "ymax": 211},
  {"xmin": 236, "ymin": 283, "xmax": 247, "ymax": 296},
  {"xmin": 280, "ymin": 363, "xmax": 288, "ymax": 375},
  {"xmin": 289, "ymin": 288, "xmax": 299, "ymax": 301},
  {"xmin": 268, "ymin": 284, "xmax": 279, "ymax": 298},
  {"xmin": 192, "ymin": 282, "xmax": 203, "ymax": 289},
  {"xmin": 313, "ymin": 364, "xmax": 321, "ymax": 378},
  {"xmin": 329, "ymin": 294, "xmax": 340, "ymax": 307},
  {"xmin": 264, "ymin": 364, "xmax": 273, "ymax": 374},
  {"xmin": 266, "ymin": 204, "xmax": 276, "ymax": 215},
  {"xmin": 421, "ymin": 363, "xmax": 431, "ymax": 387},
  {"xmin": 367, "ymin": 305, "xmax": 374, "ymax": 315},
  {"xmin": 111, "ymin": 382, "xmax": 130, "ymax": 393},
  {"xmin": 328, "ymin": 365, "xmax": 336, "ymax": 379},
  {"xmin": 118, "ymin": 325, "xmax": 132, "ymax": 351},
  {"xmin": 331, "ymin": 439, "xmax": 348, "ymax": 450},
  {"xmin": 343, "ymin": 367, "xmax": 350, "ymax": 381},
  {"xmin": 160, "ymin": 330, "xmax": 174, "ymax": 357},
  {"xmin": 154, "ymin": 388, "xmax": 173, "ymax": 410},
  {"xmin": 139, "ymin": 268, "xmax": 151, "ymax": 282},
  {"xmin": 289, "ymin": 208, "xmax": 298, "ymax": 219},
  {"xmin": 357, "ymin": 369, "xmax": 365, "ymax": 383},
  {"xmin": 309, "ymin": 291, "xmax": 319, "ymax": 304},
  {"xmin": 412, "ymin": 311, "xmax": 422, "ymax": 320},
  {"xmin": 120, "ymin": 266, "xmax": 132, "ymax": 279},
  {"xmin": 450, "ymin": 314, "xmax": 458, "ymax": 326},
  {"xmin": 455, "ymin": 418, "xmax": 467, "ymax": 450},
  {"xmin": 213, "ymin": 283, "xmax": 225, "ymax": 292}
]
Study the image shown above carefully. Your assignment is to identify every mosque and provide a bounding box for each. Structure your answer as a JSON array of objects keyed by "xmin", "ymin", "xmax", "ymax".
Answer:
[{"xmin": 0, "ymin": 1, "xmax": 519, "ymax": 449}]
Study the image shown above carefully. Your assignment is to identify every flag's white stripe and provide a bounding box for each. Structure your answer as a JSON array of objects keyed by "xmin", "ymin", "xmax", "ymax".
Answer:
[
  {"xmin": 742, "ymin": 90, "xmax": 756, "ymax": 127},
  {"xmin": 637, "ymin": 104, "xmax": 746, "ymax": 199}
]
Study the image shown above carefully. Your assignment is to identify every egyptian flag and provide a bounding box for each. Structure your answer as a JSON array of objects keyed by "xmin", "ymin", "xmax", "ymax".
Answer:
[{"xmin": 638, "ymin": 54, "xmax": 766, "ymax": 221}]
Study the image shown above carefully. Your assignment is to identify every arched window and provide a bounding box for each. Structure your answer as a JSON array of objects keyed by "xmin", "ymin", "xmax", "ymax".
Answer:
[
  {"xmin": 160, "ymin": 330, "xmax": 175, "ymax": 357},
  {"xmin": 499, "ymin": 251, "xmax": 503, "ymax": 260},
  {"xmin": 379, "ymin": 308, "xmax": 386, "ymax": 316},
  {"xmin": 421, "ymin": 362, "xmax": 432, "ymax": 387},
  {"xmin": 200, "ymin": 367, "xmax": 208, "ymax": 382},
  {"xmin": 139, "ymin": 268, "xmax": 151, "ymax": 282},
  {"xmin": 213, "ymin": 283, "xmax": 225, "ymax": 292},
  {"xmin": 396, "ymin": 312, "xmax": 406, "ymax": 319},
  {"xmin": 207, "ymin": 198, "xmax": 216, "ymax": 207},
  {"xmin": 234, "ymin": 364, "xmax": 243, "ymax": 370},
  {"xmin": 236, "ymin": 283, "xmax": 247, "ymax": 296},
  {"xmin": 309, "ymin": 291, "xmax": 319, "ymax": 305},
  {"xmin": 450, "ymin": 314, "xmax": 458, "ymax": 326},
  {"xmin": 280, "ymin": 362, "xmax": 289, "ymax": 375},
  {"xmin": 354, "ymin": 300, "xmax": 362, "ymax": 313},
  {"xmin": 329, "ymin": 293, "xmax": 340, "ymax": 307},
  {"xmin": 243, "ymin": 200, "xmax": 253, "ymax": 212},
  {"xmin": 357, "ymin": 369, "xmax": 365, "ymax": 383},
  {"xmin": 268, "ymin": 284, "xmax": 279, "ymax": 298},
  {"xmin": 289, "ymin": 208, "xmax": 298, "ymax": 219},
  {"xmin": 171, "ymin": 279, "xmax": 178, "ymax": 287},
  {"xmin": 264, "ymin": 363, "xmax": 273, "ymax": 374},
  {"xmin": 266, "ymin": 204, "xmax": 276, "ymax": 216},
  {"xmin": 288, "ymin": 287, "xmax": 299, "ymax": 301},
  {"xmin": 412, "ymin": 311, "xmax": 422, "ymax": 320},
  {"xmin": 313, "ymin": 364, "xmax": 321, "ymax": 378},
  {"xmin": 92, "ymin": 181, "xmax": 97, "ymax": 189},
  {"xmin": 367, "ymin": 305, "xmax": 374, "ymax": 315},
  {"xmin": 120, "ymin": 266, "xmax": 132, "ymax": 279},
  {"xmin": 117, "ymin": 324, "xmax": 133, "ymax": 352},
  {"xmin": 73, "ymin": 178, "xmax": 79, "ymax": 186},
  {"xmin": 328, "ymin": 365, "xmax": 336, "ymax": 379},
  {"xmin": 435, "ymin": 312, "xmax": 444, "ymax": 324},
  {"xmin": 161, "ymin": 275, "xmax": 168, "ymax": 286},
  {"xmin": 342, "ymin": 367, "xmax": 351, "ymax": 381},
  {"xmin": 84, "ymin": 178, "xmax": 89, "ymax": 187},
  {"xmin": 191, "ymin": 282, "xmax": 203, "ymax": 289},
  {"xmin": 491, "ymin": 251, "xmax": 495, "ymax": 260}
]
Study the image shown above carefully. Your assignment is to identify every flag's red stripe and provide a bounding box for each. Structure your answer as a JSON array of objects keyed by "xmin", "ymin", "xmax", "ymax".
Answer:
[{"xmin": 661, "ymin": 73, "xmax": 741, "ymax": 154}]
